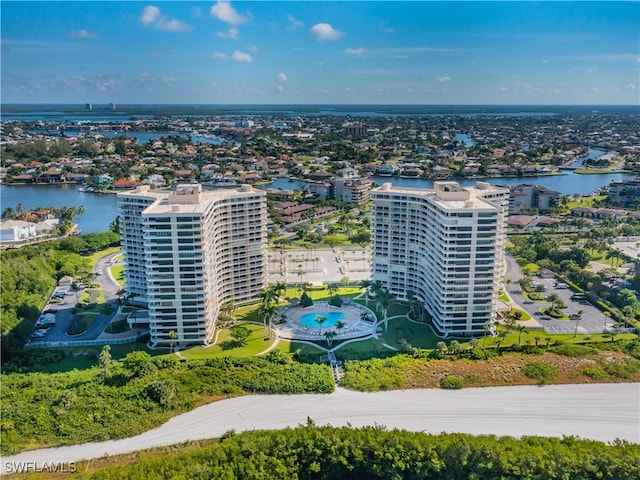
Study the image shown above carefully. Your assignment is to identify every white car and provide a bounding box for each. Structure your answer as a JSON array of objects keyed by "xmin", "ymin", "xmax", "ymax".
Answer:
[{"xmin": 96, "ymin": 270, "xmax": 103, "ymax": 275}]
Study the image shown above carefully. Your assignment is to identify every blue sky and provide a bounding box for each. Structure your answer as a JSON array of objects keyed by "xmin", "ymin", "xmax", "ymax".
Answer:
[{"xmin": 2, "ymin": 1, "xmax": 639, "ymax": 105}]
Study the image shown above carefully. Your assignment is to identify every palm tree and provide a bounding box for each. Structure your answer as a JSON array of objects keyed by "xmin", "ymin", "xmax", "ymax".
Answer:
[
  {"xmin": 257, "ymin": 302, "xmax": 278, "ymax": 329},
  {"xmin": 315, "ymin": 315, "xmax": 327, "ymax": 335},
  {"xmin": 573, "ymin": 310, "xmax": 583, "ymax": 337},
  {"xmin": 546, "ymin": 293, "xmax": 563, "ymax": 311},
  {"xmin": 517, "ymin": 325, "xmax": 526, "ymax": 346},
  {"xmin": 377, "ymin": 289, "xmax": 394, "ymax": 331},
  {"xmin": 324, "ymin": 330, "xmax": 336, "ymax": 347},
  {"xmin": 359, "ymin": 279, "xmax": 372, "ymax": 306},
  {"xmin": 259, "ymin": 287, "xmax": 277, "ymax": 307},
  {"xmin": 335, "ymin": 320, "xmax": 346, "ymax": 336},
  {"xmin": 273, "ymin": 281, "xmax": 286, "ymax": 303},
  {"xmin": 168, "ymin": 330, "xmax": 177, "ymax": 354}
]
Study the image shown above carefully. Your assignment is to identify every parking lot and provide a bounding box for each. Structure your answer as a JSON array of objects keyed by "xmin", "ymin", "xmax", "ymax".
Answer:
[
  {"xmin": 505, "ymin": 255, "xmax": 615, "ymax": 334},
  {"xmin": 28, "ymin": 253, "xmax": 121, "ymax": 345}
]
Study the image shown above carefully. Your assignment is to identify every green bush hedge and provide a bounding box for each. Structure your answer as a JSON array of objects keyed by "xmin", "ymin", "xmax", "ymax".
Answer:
[
  {"xmin": 440, "ymin": 376, "xmax": 465, "ymax": 389},
  {"xmin": 80, "ymin": 426, "xmax": 640, "ymax": 479}
]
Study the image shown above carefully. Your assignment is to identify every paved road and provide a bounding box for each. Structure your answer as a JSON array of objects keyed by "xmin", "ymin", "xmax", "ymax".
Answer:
[{"xmin": 2, "ymin": 383, "xmax": 638, "ymax": 472}]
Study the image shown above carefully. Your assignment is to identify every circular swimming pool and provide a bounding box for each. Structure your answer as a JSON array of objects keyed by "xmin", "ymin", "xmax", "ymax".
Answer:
[{"xmin": 299, "ymin": 311, "xmax": 345, "ymax": 328}]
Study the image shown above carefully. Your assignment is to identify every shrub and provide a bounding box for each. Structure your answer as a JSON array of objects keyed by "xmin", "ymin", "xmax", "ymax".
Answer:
[
  {"xmin": 300, "ymin": 292, "xmax": 313, "ymax": 308},
  {"xmin": 582, "ymin": 367, "xmax": 608, "ymax": 381},
  {"xmin": 440, "ymin": 376, "xmax": 465, "ymax": 389},
  {"xmin": 328, "ymin": 295, "xmax": 343, "ymax": 307},
  {"xmin": 551, "ymin": 344, "xmax": 596, "ymax": 357},
  {"xmin": 146, "ymin": 379, "xmax": 176, "ymax": 407},
  {"xmin": 604, "ymin": 361, "xmax": 640, "ymax": 379},
  {"xmin": 522, "ymin": 361, "xmax": 558, "ymax": 384},
  {"xmin": 67, "ymin": 315, "xmax": 87, "ymax": 335}
]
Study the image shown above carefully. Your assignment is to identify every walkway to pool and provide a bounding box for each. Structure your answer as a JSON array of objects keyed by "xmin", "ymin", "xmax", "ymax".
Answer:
[{"xmin": 272, "ymin": 300, "xmax": 377, "ymax": 341}]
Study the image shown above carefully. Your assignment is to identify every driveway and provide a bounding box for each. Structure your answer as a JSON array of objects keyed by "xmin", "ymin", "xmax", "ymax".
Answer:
[
  {"xmin": 504, "ymin": 254, "xmax": 614, "ymax": 334},
  {"xmin": 2, "ymin": 383, "xmax": 638, "ymax": 472},
  {"xmin": 28, "ymin": 252, "xmax": 122, "ymax": 345}
]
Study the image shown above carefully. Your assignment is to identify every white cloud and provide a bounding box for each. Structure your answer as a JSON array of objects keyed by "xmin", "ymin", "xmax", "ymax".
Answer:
[
  {"xmin": 636, "ymin": 58, "xmax": 640, "ymax": 68},
  {"xmin": 217, "ymin": 27, "xmax": 238, "ymax": 39},
  {"xmin": 140, "ymin": 6, "xmax": 193, "ymax": 32},
  {"xmin": 68, "ymin": 29, "xmax": 98, "ymax": 39},
  {"xmin": 540, "ymin": 59, "xmax": 550, "ymax": 64},
  {"xmin": 211, "ymin": 81, "xmax": 218, "ymax": 88},
  {"xmin": 232, "ymin": 51, "xmax": 252, "ymax": 62},
  {"xmin": 211, "ymin": 50, "xmax": 252, "ymax": 62},
  {"xmin": 210, "ymin": 1, "xmax": 248, "ymax": 25},
  {"xmin": 247, "ymin": 45, "xmax": 258, "ymax": 53},
  {"xmin": 436, "ymin": 76, "xmax": 452, "ymax": 82},
  {"xmin": 288, "ymin": 14, "xmax": 303, "ymax": 29},
  {"xmin": 625, "ymin": 83, "xmax": 637, "ymax": 91},
  {"xmin": 345, "ymin": 48, "xmax": 366, "ymax": 56},
  {"xmin": 192, "ymin": 7, "xmax": 202, "ymax": 17},
  {"xmin": 308, "ymin": 23, "xmax": 344, "ymax": 42},
  {"xmin": 277, "ymin": 85, "xmax": 284, "ymax": 93},
  {"xmin": 276, "ymin": 73, "xmax": 287, "ymax": 82},
  {"xmin": 141, "ymin": 6, "xmax": 160, "ymax": 26}
]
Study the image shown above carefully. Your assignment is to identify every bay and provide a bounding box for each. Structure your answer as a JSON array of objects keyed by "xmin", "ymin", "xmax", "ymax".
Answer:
[
  {"xmin": 0, "ymin": 184, "xmax": 119, "ymax": 234},
  {"xmin": 369, "ymin": 172, "xmax": 632, "ymax": 196}
]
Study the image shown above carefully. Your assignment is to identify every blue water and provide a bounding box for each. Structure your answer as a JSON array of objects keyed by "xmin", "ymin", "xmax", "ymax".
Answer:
[
  {"xmin": 570, "ymin": 148, "xmax": 605, "ymax": 167},
  {"xmin": 0, "ymin": 184, "xmax": 118, "ymax": 234},
  {"xmin": 455, "ymin": 133, "xmax": 475, "ymax": 147},
  {"xmin": 299, "ymin": 311, "xmax": 345, "ymax": 328},
  {"xmin": 370, "ymin": 172, "xmax": 632, "ymax": 196}
]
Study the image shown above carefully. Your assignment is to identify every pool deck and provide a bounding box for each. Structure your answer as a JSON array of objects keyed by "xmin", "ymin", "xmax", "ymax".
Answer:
[{"xmin": 274, "ymin": 301, "xmax": 376, "ymax": 341}]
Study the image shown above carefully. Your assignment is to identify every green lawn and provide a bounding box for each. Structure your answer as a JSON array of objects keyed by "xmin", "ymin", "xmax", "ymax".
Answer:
[
  {"xmin": 110, "ymin": 264, "xmax": 125, "ymax": 285},
  {"xmin": 274, "ymin": 340, "xmax": 325, "ymax": 356},
  {"xmin": 85, "ymin": 246, "xmax": 121, "ymax": 268},
  {"xmin": 378, "ymin": 317, "xmax": 441, "ymax": 350},
  {"xmin": 590, "ymin": 249, "xmax": 628, "ymax": 268},
  {"xmin": 566, "ymin": 195, "xmax": 606, "ymax": 210},
  {"xmin": 334, "ymin": 338, "xmax": 396, "ymax": 360},
  {"xmin": 179, "ymin": 323, "xmax": 274, "ymax": 359}
]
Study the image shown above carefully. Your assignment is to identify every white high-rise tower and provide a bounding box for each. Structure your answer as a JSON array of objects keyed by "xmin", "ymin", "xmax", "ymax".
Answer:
[
  {"xmin": 371, "ymin": 181, "xmax": 508, "ymax": 336},
  {"xmin": 118, "ymin": 184, "xmax": 267, "ymax": 347}
]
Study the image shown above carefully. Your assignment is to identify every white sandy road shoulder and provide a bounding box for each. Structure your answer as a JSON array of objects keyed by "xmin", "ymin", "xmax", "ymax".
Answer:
[{"xmin": 2, "ymin": 383, "xmax": 639, "ymax": 473}]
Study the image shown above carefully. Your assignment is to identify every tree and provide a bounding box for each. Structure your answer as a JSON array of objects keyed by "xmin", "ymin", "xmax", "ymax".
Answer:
[
  {"xmin": 230, "ymin": 325, "xmax": 251, "ymax": 346},
  {"xmin": 257, "ymin": 302, "xmax": 278, "ymax": 329},
  {"xmin": 324, "ymin": 330, "xmax": 336, "ymax": 347},
  {"xmin": 300, "ymin": 292, "xmax": 314, "ymax": 308},
  {"xmin": 335, "ymin": 320, "xmax": 346, "ymax": 336},
  {"xmin": 517, "ymin": 325, "xmax": 527, "ymax": 346},
  {"xmin": 168, "ymin": 330, "xmax": 177, "ymax": 354},
  {"xmin": 99, "ymin": 345, "xmax": 112, "ymax": 378},
  {"xmin": 315, "ymin": 315, "xmax": 327, "ymax": 335},
  {"xmin": 573, "ymin": 309, "xmax": 584, "ymax": 337}
]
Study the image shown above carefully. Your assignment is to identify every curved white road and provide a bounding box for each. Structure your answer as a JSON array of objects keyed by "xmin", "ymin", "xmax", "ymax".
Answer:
[{"xmin": 2, "ymin": 383, "xmax": 639, "ymax": 473}]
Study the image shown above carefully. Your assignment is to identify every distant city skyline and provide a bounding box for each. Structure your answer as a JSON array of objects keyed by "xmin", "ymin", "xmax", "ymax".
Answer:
[{"xmin": 2, "ymin": 1, "xmax": 638, "ymax": 105}]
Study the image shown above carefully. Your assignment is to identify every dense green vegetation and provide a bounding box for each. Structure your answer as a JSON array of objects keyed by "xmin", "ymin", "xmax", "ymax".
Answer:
[
  {"xmin": 30, "ymin": 425, "xmax": 640, "ymax": 479},
  {"xmin": 0, "ymin": 232, "xmax": 119, "ymax": 365},
  {"xmin": 1, "ymin": 352, "xmax": 334, "ymax": 454}
]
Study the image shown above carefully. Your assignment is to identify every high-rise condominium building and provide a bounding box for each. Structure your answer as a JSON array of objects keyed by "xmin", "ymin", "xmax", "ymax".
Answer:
[
  {"xmin": 371, "ymin": 181, "xmax": 508, "ymax": 337},
  {"xmin": 118, "ymin": 184, "xmax": 267, "ymax": 347}
]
